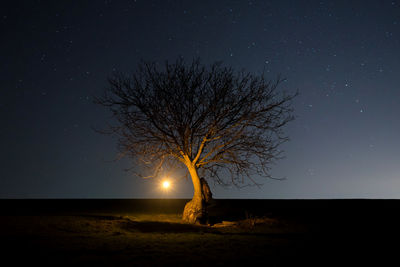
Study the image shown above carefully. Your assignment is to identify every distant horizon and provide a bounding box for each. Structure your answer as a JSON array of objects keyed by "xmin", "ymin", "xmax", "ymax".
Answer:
[{"xmin": 2, "ymin": 197, "xmax": 400, "ymax": 200}]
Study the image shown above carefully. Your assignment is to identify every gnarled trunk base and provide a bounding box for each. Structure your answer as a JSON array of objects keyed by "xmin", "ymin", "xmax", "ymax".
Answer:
[
  {"xmin": 182, "ymin": 198, "xmax": 206, "ymax": 224},
  {"xmin": 182, "ymin": 178, "xmax": 213, "ymax": 224}
]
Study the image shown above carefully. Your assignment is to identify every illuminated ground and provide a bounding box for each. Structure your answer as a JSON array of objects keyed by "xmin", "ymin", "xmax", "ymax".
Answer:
[{"xmin": 0, "ymin": 199, "xmax": 398, "ymax": 265}]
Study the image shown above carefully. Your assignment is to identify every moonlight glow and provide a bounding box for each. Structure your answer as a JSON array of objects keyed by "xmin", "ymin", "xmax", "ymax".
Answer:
[{"xmin": 162, "ymin": 181, "xmax": 170, "ymax": 189}]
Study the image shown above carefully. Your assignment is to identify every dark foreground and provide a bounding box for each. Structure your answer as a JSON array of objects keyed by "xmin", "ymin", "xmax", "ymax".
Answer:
[{"xmin": 1, "ymin": 199, "xmax": 399, "ymax": 266}]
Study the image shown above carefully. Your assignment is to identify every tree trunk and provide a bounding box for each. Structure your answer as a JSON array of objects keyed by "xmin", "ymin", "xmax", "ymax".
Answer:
[{"xmin": 182, "ymin": 163, "xmax": 208, "ymax": 224}]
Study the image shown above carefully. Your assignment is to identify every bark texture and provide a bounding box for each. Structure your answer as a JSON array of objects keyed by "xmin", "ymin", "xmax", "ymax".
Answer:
[
  {"xmin": 182, "ymin": 197, "xmax": 205, "ymax": 224},
  {"xmin": 182, "ymin": 176, "xmax": 212, "ymax": 224}
]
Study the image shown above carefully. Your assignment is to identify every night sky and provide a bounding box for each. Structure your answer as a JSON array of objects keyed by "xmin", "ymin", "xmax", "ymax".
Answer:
[{"xmin": 1, "ymin": 0, "xmax": 399, "ymax": 199}]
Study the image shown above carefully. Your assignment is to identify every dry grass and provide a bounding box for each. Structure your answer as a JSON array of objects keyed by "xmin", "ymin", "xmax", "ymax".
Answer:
[
  {"xmin": 0, "ymin": 212, "xmax": 309, "ymax": 265},
  {"xmin": 2, "ymin": 199, "xmax": 397, "ymax": 265}
]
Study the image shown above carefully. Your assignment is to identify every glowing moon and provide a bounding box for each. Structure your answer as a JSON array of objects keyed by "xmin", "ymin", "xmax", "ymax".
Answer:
[{"xmin": 162, "ymin": 181, "xmax": 170, "ymax": 189}]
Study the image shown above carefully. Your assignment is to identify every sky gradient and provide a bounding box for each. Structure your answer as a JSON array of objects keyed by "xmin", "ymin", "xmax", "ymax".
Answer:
[{"xmin": 1, "ymin": 0, "xmax": 399, "ymax": 198}]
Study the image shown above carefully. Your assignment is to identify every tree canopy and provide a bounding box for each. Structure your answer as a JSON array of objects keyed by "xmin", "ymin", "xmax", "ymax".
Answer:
[{"xmin": 96, "ymin": 58, "xmax": 296, "ymax": 188}]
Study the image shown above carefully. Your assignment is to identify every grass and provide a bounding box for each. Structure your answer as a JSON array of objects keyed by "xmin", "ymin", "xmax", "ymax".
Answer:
[
  {"xmin": 0, "ymin": 212, "xmax": 308, "ymax": 265},
  {"xmin": 2, "ymin": 199, "xmax": 398, "ymax": 265}
]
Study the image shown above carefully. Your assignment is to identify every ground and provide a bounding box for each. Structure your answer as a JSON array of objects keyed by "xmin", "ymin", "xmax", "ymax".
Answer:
[{"xmin": 0, "ymin": 199, "xmax": 399, "ymax": 265}]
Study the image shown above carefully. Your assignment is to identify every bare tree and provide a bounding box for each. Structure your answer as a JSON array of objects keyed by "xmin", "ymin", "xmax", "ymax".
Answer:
[{"xmin": 95, "ymin": 58, "xmax": 296, "ymax": 224}]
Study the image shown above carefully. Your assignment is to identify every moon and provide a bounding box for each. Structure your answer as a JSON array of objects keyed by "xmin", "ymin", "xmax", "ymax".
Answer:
[{"xmin": 162, "ymin": 181, "xmax": 170, "ymax": 189}]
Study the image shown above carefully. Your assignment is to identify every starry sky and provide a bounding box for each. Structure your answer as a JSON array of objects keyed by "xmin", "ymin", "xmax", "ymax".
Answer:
[{"xmin": 1, "ymin": 0, "xmax": 399, "ymax": 199}]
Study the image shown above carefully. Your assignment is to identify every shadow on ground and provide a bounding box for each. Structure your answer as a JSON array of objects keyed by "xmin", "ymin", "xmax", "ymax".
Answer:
[
  {"xmin": 1, "ymin": 199, "xmax": 400, "ymax": 265},
  {"xmin": 121, "ymin": 220, "xmax": 207, "ymax": 233}
]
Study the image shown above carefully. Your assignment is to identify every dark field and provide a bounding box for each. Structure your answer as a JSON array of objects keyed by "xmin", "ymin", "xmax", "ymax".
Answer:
[{"xmin": 1, "ymin": 199, "xmax": 399, "ymax": 266}]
